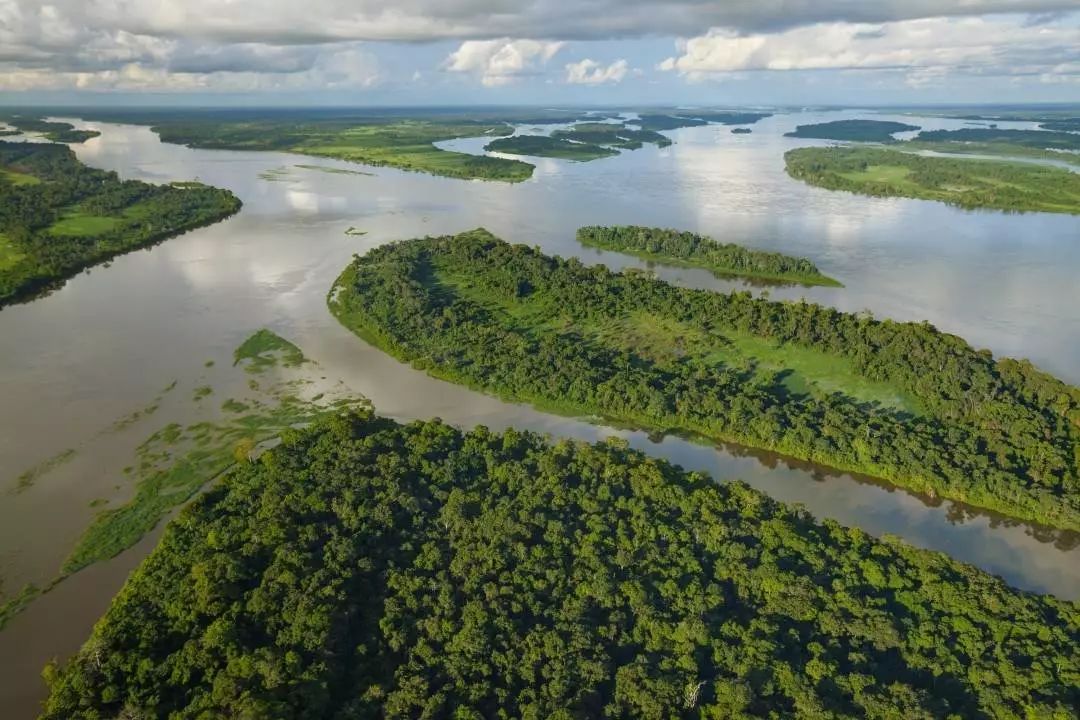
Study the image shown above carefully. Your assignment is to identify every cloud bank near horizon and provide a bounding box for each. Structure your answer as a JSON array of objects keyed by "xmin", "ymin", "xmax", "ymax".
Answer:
[{"xmin": 0, "ymin": 0, "xmax": 1076, "ymax": 102}]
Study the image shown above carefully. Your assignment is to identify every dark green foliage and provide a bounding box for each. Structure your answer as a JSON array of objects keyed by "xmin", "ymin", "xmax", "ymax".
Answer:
[
  {"xmin": 1039, "ymin": 119, "xmax": 1080, "ymax": 132},
  {"xmin": 915, "ymin": 128, "xmax": 1080, "ymax": 151},
  {"xmin": 785, "ymin": 146, "xmax": 1080, "ymax": 214},
  {"xmin": 785, "ymin": 120, "xmax": 920, "ymax": 142},
  {"xmin": 0, "ymin": 141, "xmax": 241, "ymax": 305},
  {"xmin": 636, "ymin": 112, "xmax": 771, "ymax": 132},
  {"xmin": 0, "ymin": 117, "xmax": 100, "ymax": 143},
  {"xmin": 577, "ymin": 226, "xmax": 839, "ymax": 286},
  {"xmin": 144, "ymin": 118, "xmax": 535, "ymax": 182},
  {"xmin": 552, "ymin": 123, "xmax": 673, "ymax": 150},
  {"xmin": 484, "ymin": 135, "xmax": 620, "ymax": 161},
  {"xmin": 40, "ymin": 411, "xmax": 1080, "ymax": 719},
  {"xmin": 732, "ymin": 128, "xmax": 753, "ymax": 134},
  {"xmin": 330, "ymin": 230, "xmax": 1080, "ymax": 529}
]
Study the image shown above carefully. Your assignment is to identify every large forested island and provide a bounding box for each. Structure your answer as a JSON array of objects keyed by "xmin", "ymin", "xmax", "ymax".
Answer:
[
  {"xmin": 0, "ymin": 116, "xmax": 100, "ymax": 143},
  {"xmin": 785, "ymin": 146, "xmax": 1080, "ymax": 214},
  {"xmin": 41, "ymin": 410, "xmax": 1080, "ymax": 719},
  {"xmin": 114, "ymin": 116, "xmax": 534, "ymax": 182},
  {"xmin": 330, "ymin": 230, "xmax": 1080, "ymax": 530},
  {"xmin": 785, "ymin": 120, "xmax": 920, "ymax": 142},
  {"xmin": 0, "ymin": 141, "xmax": 241, "ymax": 305},
  {"xmin": 577, "ymin": 226, "xmax": 840, "ymax": 286}
]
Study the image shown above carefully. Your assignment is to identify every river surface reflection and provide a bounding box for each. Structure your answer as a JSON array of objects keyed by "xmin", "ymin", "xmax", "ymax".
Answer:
[{"xmin": 1, "ymin": 110, "xmax": 1078, "ymax": 717}]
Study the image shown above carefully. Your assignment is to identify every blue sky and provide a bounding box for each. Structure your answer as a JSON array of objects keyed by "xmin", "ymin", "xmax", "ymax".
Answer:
[{"xmin": 1, "ymin": 1, "xmax": 1077, "ymax": 106}]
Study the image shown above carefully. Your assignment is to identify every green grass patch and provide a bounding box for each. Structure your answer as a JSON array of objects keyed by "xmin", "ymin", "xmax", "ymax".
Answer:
[
  {"xmin": 48, "ymin": 213, "xmax": 121, "ymax": 237},
  {"xmin": 233, "ymin": 329, "xmax": 306, "ymax": 372},
  {"xmin": 1, "ymin": 168, "xmax": 41, "ymax": 186},
  {"xmin": 0, "ymin": 233, "xmax": 27, "ymax": 271}
]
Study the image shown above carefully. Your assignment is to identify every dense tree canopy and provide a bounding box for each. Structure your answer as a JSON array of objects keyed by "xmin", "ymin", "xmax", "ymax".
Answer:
[
  {"xmin": 330, "ymin": 230, "xmax": 1080, "ymax": 529},
  {"xmin": 576, "ymin": 226, "xmax": 839, "ymax": 286},
  {"xmin": 0, "ymin": 141, "xmax": 241, "ymax": 305},
  {"xmin": 41, "ymin": 411, "xmax": 1080, "ymax": 719},
  {"xmin": 784, "ymin": 121, "xmax": 920, "ymax": 142}
]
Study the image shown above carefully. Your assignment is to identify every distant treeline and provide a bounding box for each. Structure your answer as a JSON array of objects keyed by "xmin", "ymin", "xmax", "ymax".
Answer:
[
  {"xmin": 0, "ymin": 116, "xmax": 100, "ymax": 143},
  {"xmin": 0, "ymin": 141, "xmax": 241, "ymax": 306},
  {"xmin": 915, "ymin": 128, "xmax": 1080, "ymax": 151},
  {"xmin": 40, "ymin": 411, "xmax": 1080, "ymax": 718},
  {"xmin": 330, "ymin": 230, "xmax": 1080, "ymax": 529},
  {"xmin": 576, "ymin": 225, "xmax": 840, "ymax": 286}
]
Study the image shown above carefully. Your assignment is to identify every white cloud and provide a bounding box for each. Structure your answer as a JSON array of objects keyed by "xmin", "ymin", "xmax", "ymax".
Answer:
[
  {"xmin": 659, "ymin": 16, "xmax": 1080, "ymax": 80},
  {"xmin": 443, "ymin": 39, "xmax": 563, "ymax": 86},
  {"xmin": 565, "ymin": 58, "xmax": 629, "ymax": 85}
]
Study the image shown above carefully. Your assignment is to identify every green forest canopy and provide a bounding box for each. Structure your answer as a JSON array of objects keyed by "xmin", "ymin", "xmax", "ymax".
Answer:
[
  {"xmin": 329, "ymin": 229, "xmax": 1080, "ymax": 530},
  {"xmin": 484, "ymin": 135, "xmax": 620, "ymax": 161},
  {"xmin": 41, "ymin": 411, "xmax": 1080, "ymax": 719},
  {"xmin": 0, "ymin": 141, "xmax": 241, "ymax": 306},
  {"xmin": 576, "ymin": 226, "xmax": 840, "ymax": 286},
  {"xmin": 784, "ymin": 146, "xmax": 1080, "ymax": 215}
]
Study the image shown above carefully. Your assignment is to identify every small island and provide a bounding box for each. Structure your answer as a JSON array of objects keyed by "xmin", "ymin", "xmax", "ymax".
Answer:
[
  {"xmin": 785, "ymin": 146, "xmax": 1080, "ymax": 214},
  {"xmin": 785, "ymin": 119, "xmax": 920, "ymax": 142},
  {"xmin": 330, "ymin": 229, "xmax": 1080, "ymax": 530},
  {"xmin": 636, "ymin": 111, "xmax": 771, "ymax": 132},
  {"xmin": 576, "ymin": 225, "xmax": 841, "ymax": 286},
  {"xmin": 731, "ymin": 127, "xmax": 753, "ymax": 134},
  {"xmin": 40, "ymin": 410, "xmax": 1080, "ymax": 719},
  {"xmin": 552, "ymin": 123, "xmax": 672, "ymax": 150},
  {"xmin": 0, "ymin": 141, "xmax": 242, "ymax": 306},
  {"xmin": 484, "ymin": 135, "xmax": 619, "ymax": 161}
]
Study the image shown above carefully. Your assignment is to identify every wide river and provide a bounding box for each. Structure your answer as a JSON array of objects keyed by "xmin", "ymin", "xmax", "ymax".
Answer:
[{"xmin": 1, "ymin": 110, "xmax": 1079, "ymax": 717}]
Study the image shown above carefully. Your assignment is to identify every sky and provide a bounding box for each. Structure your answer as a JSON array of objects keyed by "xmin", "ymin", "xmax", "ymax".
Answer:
[{"xmin": 1, "ymin": 1, "xmax": 1078, "ymax": 107}]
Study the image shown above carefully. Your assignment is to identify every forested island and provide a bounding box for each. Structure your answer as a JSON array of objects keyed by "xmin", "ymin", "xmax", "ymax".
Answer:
[
  {"xmin": 905, "ymin": 128, "xmax": 1080, "ymax": 166},
  {"xmin": 0, "ymin": 117, "xmax": 100, "ymax": 143},
  {"xmin": 483, "ymin": 123, "xmax": 672, "ymax": 161},
  {"xmin": 120, "ymin": 117, "xmax": 534, "ymax": 182},
  {"xmin": 636, "ymin": 111, "xmax": 771, "ymax": 132},
  {"xmin": 330, "ymin": 230, "xmax": 1080, "ymax": 530},
  {"xmin": 577, "ymin": 226, "xmax": 840, "ymax": 286},
  {"xmin": 785, "ymin": 146, "xmax": 1080, "ymax": 214},
  {"xmin": 0, "ymin": 141, "xmax": 241, "ymax": 305},
  {"xmin": 41, "ymin": 410, "xmax": 1080, "ymax": 719},
  {"xmin": 484, "ymin": 135, "xmax": 619, "ymax": 161},
  {"xmin": 785, "ymin": 120, "xmax": 920, "ymax": 142}
]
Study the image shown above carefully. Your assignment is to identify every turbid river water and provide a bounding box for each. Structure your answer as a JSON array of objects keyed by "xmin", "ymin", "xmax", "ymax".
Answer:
[{"xmin": 1, "ymin": 110, "xmax": 1079, "ymax": 717}]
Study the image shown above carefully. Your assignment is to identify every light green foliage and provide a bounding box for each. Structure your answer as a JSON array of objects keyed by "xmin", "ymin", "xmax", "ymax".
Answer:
[
  {"xmin": 785, "ymin": 146, "xmax": 1080, "ymax": 214},
  {"xmin": 232, "ymin": 329, "xmax": 306, "ymax": 372},
  {"xmin": 577, "ymin": 225, "xmax": 841, "ymax": 286},
  {"xmin": 330, "ymin": 230, "xmax": 1080, "ymax": 529},
  {"xmin": 40, "ymin": 412, "xmax": 1080, "ymax": 718}
]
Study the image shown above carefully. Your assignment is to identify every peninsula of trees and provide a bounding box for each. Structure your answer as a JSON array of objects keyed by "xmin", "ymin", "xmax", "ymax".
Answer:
[
  {"xmin": 577, "ymin": 226, "xmax": 841, "ymax": 286},
  {"xmin": 785, "ymin": 146, "xmax": 1080, "ymax": 215},
  {"xmin": 784, "ymin": 120, "xmax": 920, "ymax": 142},
  {"xmin": 41, "ymin": 411, "xmax": 1080, "ymax": 719},
  {"xmin": 330, "ymin": 230, "xmax": 1080, "ymax": 530},
  {"xmin": 0, "ymin": 116, "xmax": 101, "ymax": 143},
  {"xmin": 0, "ymin": 141, "xmax": 241, "ymax": 306}
]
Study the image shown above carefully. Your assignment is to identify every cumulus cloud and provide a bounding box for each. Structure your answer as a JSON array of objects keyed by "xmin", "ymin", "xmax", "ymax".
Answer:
[
  {"xmin": 443, "ymin": 39, "xmax": 563, "ymax": 86},
  {"xmin": 565, "ymin": 58, "xmax": 630, "ymax": 85},
  {"xmin": 658, "ymin": 16, "xmax": 1080, "ymax": 82}
]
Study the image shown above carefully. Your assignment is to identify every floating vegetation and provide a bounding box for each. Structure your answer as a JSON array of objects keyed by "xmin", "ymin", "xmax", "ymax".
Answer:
[
  {"xmin": 344, "ymin": 226, "xmax": 368, "ymax": 236},
  {"xmin": 295, "ymin": 164, "xmax": 374, "ymax": 177},
  {"xmin": 233, "ymin": 329, "xmax": 306, "ymax": 373},
  {"xmin": 11, "ymin": 448, "xmax": 77, "ymax": 493}
]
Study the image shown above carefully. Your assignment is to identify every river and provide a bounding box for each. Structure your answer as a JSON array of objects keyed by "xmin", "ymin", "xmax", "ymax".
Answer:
[{"xmin": 1, "ymin": 110, "xmax": 1078, "ymax": 717}]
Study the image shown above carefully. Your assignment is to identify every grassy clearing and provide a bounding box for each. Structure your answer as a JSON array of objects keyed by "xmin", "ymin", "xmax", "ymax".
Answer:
[
  {"xmin": 47, "ymin": 213, "xmax": 122, "ymax": 237},
  {"xmin": 1, "ymin": 168, "xmax": 41, "ymax": 186},
  {"xmin": 0, "ymin": 233, "xmax": 26, "ymax": 271}
]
